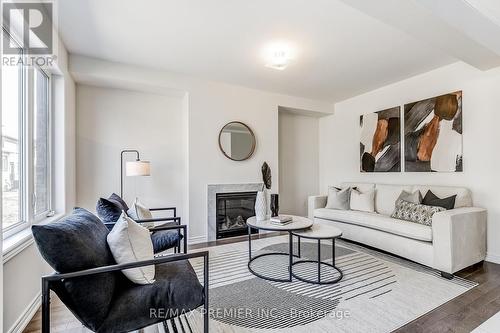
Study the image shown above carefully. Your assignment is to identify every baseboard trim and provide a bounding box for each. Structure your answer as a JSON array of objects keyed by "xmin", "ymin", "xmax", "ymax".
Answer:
[
  {"xmin": 8, "ymin": 292, "xmax": 41, "ymax": 333},
  {"xmin": 485, "ymin": 252, "xmax": 500, "ymax": 264},
  {"xmin": 188, "ymin": 236, "xmax": 207, "ymax": 245}
]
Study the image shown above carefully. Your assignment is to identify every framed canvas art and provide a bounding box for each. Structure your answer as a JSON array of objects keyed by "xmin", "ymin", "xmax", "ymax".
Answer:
[
  {"xmin": 360, "ymin": 106, "xmax": 401, "ymax": 172},
  {"xmin": 404, "ymin": 91, "xmax": 462, "ymax": 172}
]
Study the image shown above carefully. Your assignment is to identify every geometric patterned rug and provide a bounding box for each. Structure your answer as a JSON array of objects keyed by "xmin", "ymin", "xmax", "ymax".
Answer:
[{"xmin": 150, "ymin": 235, "xmax": 476, "ymax": 333}]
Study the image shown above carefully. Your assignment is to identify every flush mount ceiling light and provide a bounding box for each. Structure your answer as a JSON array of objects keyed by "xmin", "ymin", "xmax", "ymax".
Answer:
[{"xmin": 262, "ymin": 41, "xmax": 295, "ymax": 70}]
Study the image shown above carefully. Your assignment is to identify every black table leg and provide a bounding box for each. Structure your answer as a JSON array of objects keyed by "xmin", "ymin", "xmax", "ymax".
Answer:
[
  {"xmin": 318, "ymin": 239, "xmax": 321, "ymax": 283},
  {"xmin": 289, "ymin": 232, "xmax": 293, "ymax": 280},
  {"xmin": 298, "ymin": 236, "xmax": 301, "ymax": 258},
  {"xmin": 290, "ymin": 236, "xmax": 343, "ymax": 285},
  {"xmin": 332, "ymin": 238, "xmax": 335, "ymax": 266},
  {"xmin": 248, "ymin": 226, "xmax": 252, "ymax": 261}
]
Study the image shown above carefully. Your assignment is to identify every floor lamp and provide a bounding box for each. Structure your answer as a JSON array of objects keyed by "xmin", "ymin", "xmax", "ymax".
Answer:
[{"xmin": 120, "ymin": 149, "xmax": 151, "ymax": 198}]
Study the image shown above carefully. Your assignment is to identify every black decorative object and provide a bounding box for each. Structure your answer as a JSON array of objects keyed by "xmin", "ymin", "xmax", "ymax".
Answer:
[
  {"xmin": 270, "ymin": 194, "xmax": 279, "ymax": 217},
  {"xmin": 261, "ymin": 162, "xmax": 272, "ymax": 190}
]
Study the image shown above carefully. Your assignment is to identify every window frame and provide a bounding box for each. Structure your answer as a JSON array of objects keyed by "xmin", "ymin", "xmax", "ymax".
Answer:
[
  {"xmin": 31, "ymin": 67, "xmax": 52, "ymax": 221},
  {"xmin": 2, "ymin": 28, "xmax": 53, "ymax": 238},
  {"xmin": 2, "ymin": 28, "xmax": 28, "ymax": 238}
]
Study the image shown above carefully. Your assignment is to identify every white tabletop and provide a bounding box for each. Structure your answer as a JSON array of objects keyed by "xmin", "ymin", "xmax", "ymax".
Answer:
[
  {"xmin": 247, "ymin": 215, "xmax": 313, "ymax": 231},
  {"xmin": 291, "ymin": 224, "xmax": 342, "ymax": 239}
]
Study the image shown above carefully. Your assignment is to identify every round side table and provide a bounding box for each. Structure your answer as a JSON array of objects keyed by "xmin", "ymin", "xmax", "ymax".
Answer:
[
  {"xmin": 246, "ymin": 216, "xmax": 313, "ymax": 283},
  {"xmin": 290, "ymin": 224, "xmax": 343, "ymax": 285}
]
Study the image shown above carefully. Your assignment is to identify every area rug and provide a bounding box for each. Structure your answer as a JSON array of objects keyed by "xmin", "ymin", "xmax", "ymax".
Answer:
[{"xmin": 156, "ymin": 235, "xmax": 476, "ymax": 333}]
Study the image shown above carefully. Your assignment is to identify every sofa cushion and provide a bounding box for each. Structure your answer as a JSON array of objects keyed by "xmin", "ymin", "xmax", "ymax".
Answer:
[
  {"xmin": 375, "ymin": 184, "xmax": 413, "ymax": 216},
  {"xmin": 314, "ymin": 208, "xmax": 432, "ymax": 242},
  {"xmin": 325, "ymin": 186, "xmax": 351, "ymax": 210},
  {"xmin": 412, "ymin": 185, "xmax": 471, "ymax": 208},
  {"xmin": 99, "ymin": 259, "xmax": 204, "ymax": 333},
  {"xmin": 392, "ymin": 199, "xmax": 445, "ymax": 226},
  {"xmin": 397, "ymin": 190, "xmax": 423, "ymax": 204},
  {"xmin": 32, "ymin": 208, "xmax": 117, "ymax": 331},
  {"xmin": 350, "ymin": 188, "xmax": 375, "ymax": 212},
  {"xmin": 422, "ymin": 190, "xmax": 456, "ymax": 210}
]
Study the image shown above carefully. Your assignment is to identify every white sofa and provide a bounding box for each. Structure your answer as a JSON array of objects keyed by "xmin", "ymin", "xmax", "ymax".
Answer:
[{"xmin": 308, "ymin": 183, "xmax": 487, "ymax": 276}]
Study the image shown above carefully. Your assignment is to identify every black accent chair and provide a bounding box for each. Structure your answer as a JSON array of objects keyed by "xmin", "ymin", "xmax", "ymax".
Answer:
[
  {"xmin": 96, "ymin": 194, "xmax": 186, "ymax": 254},
  {"xmin": 129, "ymin": 206, "xmax": 187, "ymax": 254},
  {"xmin": 32, "ymin": 208, "xmax": 209, "ymax": 333}
]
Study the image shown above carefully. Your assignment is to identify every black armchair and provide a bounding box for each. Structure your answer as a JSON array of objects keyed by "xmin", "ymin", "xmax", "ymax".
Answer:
[
  {"xmin": 130, "ymin": 206, "xmax": 187, "ymax": 254},
  {"xmin": 96, "ymin": 194, "xmax": 185, "ymax": 254},
  {"xmin": 32, "ymin": 208, "xmax": 209, "ymax": 333}
]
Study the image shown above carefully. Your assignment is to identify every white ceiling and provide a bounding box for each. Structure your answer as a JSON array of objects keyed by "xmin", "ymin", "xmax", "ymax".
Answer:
[{"xmin": 56, "ymin": 0, "xmax": 498, "ymax": 102}]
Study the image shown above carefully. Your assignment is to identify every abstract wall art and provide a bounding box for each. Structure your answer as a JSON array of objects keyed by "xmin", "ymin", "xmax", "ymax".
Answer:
[
  {"xmin": 404, "ymin": 91, "xmax": 462, "ymax": 172},
  {"xmin": 360, "ymin": 106, "xmax": 401, "ymax": 172}
]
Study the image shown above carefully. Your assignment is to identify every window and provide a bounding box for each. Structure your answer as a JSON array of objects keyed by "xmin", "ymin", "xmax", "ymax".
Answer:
[
  {"xmin": 33, "ymin": 68, "xmax": 51, "ymax": 217},
  {"xmin": 1, "ymin": 29, "xmax": 52, "ymax": 236},
  {"xmin": 1, "ymin": 33, "xmax": 24, "ymax": 232}
]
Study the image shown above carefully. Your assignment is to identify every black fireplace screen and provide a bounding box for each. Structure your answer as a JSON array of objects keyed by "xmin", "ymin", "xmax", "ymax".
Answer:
[{"xmin": 216, "ymin": 191, "xmax": 257, "ymax": 239}]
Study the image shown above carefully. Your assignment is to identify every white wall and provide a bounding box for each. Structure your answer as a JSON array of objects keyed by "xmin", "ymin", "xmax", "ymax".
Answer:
[
  {"xmin": 279, "ymin": 112, "xmax": 319, "ymax": 216},
  {"xmin": 319, "ymin": 62, "xmax": 500, "ymax": 262},
  {"xmin": 70, "ymin": 55, "xmax": 334, "ymax": 242},
  {"xmin": 76, "ymin": 85, "xmax": 188, "ymax": 217}
]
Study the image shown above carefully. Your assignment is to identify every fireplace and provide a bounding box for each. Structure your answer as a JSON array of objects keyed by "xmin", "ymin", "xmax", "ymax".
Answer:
[{"xmin": 216, "ymin": 191, "xmax": 258, "ymax": 239}]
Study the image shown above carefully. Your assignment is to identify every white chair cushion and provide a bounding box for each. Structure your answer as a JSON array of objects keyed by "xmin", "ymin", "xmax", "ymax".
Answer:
[
  {"xmin": 107, "ymin": 213, "xmax": 155, "ymax": 284},
  {"xmin": 350, "ymin": 188, "xmax": 375, "ymax": 212},
  {"xmin": 375, "ymin": 184, "xmax": 413, "ymax": 216},
  {"xmin": 133, "ymin": 198, "xmax": 155, "ymax": 228},
  {"xmin": 313, "ymin": 208, "xmax": 432, "ymax": 242}
]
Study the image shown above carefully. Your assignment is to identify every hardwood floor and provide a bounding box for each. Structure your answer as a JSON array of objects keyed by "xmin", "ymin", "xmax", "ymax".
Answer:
[{"xmin": 24, "ymin": 235, "xmax": 500, "ymax": 333}]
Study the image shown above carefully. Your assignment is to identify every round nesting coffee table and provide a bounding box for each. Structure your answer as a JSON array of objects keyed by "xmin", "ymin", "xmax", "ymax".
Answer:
[
  {"xmin": 290, "ymin": 224, "xmax": 343, "ymax": 285},
  {"xmin": 247, "ymin": 216, "xmax": 313, "ymax": 283}
]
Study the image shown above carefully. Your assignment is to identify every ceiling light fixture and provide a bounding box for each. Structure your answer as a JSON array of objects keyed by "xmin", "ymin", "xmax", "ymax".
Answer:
[{"xmin": 262, "ymin": 41, "xmax": 295, "ymax": 70}]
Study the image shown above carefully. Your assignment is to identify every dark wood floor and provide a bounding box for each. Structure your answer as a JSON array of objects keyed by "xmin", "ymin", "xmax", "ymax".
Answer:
[
  {"xmin": 25, "ymin": 234, "xmax": 500, "ymax": 333},
  {"xmin": 395, "ymin": 260, "xmax": 500, "ymax": 333}
]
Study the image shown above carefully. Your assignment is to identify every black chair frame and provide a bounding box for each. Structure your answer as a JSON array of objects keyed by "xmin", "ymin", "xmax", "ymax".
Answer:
[
  {"xmin": 135, "ymin": 207, "xmax": 185, "ymax": 254},
  {"xmin": 104, "ymin": 205, "xmax": 186, "ymax": 254},
  {"xmin": 41, "ymin": 251, "xmax": 209, "ymax": 333}
]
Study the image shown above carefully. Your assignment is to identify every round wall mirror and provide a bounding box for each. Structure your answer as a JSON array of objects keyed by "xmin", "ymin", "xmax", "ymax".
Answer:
[{"xmin": 218, "ymin": 121, "xmax": 256, "ymax": 161}]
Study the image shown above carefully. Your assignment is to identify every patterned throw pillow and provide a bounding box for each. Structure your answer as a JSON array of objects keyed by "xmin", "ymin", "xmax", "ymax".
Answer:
[{"xmin": 391, "ymin": 199, "xmax": 445, "ymax": 226}]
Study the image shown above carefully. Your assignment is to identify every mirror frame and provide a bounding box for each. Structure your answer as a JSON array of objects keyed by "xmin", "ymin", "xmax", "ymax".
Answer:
[{"xmin": 218, "ymin": 121, "xmax": 256, "ymax": 161}]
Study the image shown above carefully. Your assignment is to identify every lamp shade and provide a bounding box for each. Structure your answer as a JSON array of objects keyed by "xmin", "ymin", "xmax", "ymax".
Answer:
[{"xmin": 125, "ymin": 160, "xmax": 151, "ymax": 176}]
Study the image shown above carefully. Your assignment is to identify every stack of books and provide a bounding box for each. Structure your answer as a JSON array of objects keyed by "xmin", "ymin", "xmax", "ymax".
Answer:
[{"xmin": 270, "ymin": 215, "xmax": 293, "ymax": 225}]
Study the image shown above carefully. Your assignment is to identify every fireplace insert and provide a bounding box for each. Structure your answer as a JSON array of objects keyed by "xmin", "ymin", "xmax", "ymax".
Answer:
[{"xmin": 216, "ymin": 191, "xmax": 258, "ymax": 239}]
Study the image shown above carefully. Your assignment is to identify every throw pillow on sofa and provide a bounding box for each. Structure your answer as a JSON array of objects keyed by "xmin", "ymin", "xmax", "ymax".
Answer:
[
  {"xmin": 391, "ymin": 199, "xmax": 445, "ymax": 226},
  {"xmin": 107, "ymin": 212, "xmax": 156, "ymax": 284},
  {"xmin": 397, "ymin": 190, "xmax": 423, "ymax": 204},
  {"xmin": 325, "ymin": 186, "xmax": 351, "ymax": 210},
  {"xmin": 422, "ymin": 190, "xmax": 456, "ymax": 210},
  {"xmin": 350, "ymin": 188, "xmax": 375, "ymax": 212}
]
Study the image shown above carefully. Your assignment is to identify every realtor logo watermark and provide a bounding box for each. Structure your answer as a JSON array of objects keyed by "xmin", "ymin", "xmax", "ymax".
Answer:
[{"xmin": 2, "ymin": 1, "xmax": 56, "ymax": 66}]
